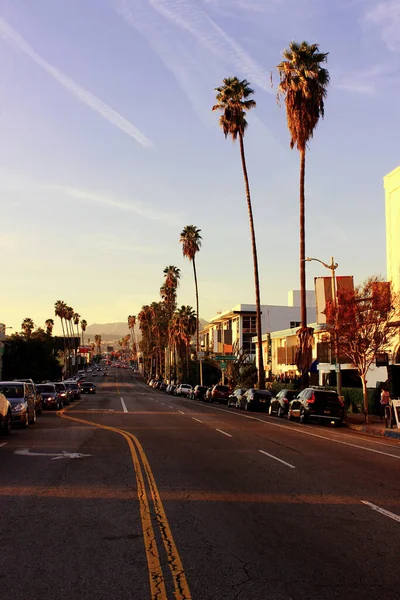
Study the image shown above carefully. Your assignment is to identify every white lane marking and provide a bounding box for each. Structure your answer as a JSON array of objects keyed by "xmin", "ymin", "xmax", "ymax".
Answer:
[
  {"xmin": 0, "ymin": 442, "xmax": 7, "ymax": 448},
  {"xmin": 216, "ymin": 428, "xmax": 232, "ymax": 438},
  {"xmin": 179, "ymin": 410, "xmax": 185, "ymax": 414},
  {"xmin": 120, "ymin": 397, "xmax": 128, "ymax": 413},
  {"xmin": 361, "ymin": 500, "xmax": 400, "ymax": 523},
  {"xmin": 173, "ymin": 398, "xmax": 400, "ymax": 460},
  {"xmin": 192, "ymin": 417, "xmax": 203, "ymax": 423},
  {"xmin": 169, "ymin": 405, "xmax": 174, "ymax": 409},
  {"xmin": 161, "ymin": 402, "xmax": 165, "ymax": 406},
  {"xmin": 259, "ymin": 449, "xmax": 296, "ymax": 469},
  {"xmin": 15, "ymin": 449, "xmax": 92, "ymax": 460}
]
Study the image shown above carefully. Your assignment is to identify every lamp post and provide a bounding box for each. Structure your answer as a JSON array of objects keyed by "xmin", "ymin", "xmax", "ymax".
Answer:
[{"xmin": 305, "ymin": 256, "xmax": 342, "ymax": 397}]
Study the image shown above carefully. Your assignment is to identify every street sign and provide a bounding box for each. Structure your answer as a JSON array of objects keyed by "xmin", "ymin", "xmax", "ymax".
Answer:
[
  {"xmin": 220, "ymin": 362, "xmax": 227, "ymax": 369},
  {"xmin": 197, "ymin": 351, "xmax": 205, "ymax": 359},
  {"xmin": 214, "ymin": 355, "xmax": 236, "ymax": 361}
]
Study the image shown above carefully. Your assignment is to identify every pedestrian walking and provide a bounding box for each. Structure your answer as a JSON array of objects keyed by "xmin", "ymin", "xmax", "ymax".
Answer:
[{"xmin": 380, "ymin": 385, "xmax": 390, "ymax": 420}]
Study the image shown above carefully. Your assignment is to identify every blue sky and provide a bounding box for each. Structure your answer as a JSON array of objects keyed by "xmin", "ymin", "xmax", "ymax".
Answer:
[{"xmin": 0, "ymin": 0, "xmax": 399, "ymax": 334}]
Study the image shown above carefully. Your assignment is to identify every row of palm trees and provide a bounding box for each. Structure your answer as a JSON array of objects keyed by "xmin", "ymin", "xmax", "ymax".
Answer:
[
  {"xmin": 213, "ymin": 41, "xmax": 329, "ymax": 387},
  {"xmin": 138, "ymin": 262, "xmax": 197, "ymax": 381},
  {"xmin": 54, "ymin": 300, "xmax": 89, "ymax": 374}
]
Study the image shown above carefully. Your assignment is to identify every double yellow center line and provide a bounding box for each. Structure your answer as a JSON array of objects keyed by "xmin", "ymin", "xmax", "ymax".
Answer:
[{"xmin": 58, "ymin": 396, "xmax": 191, "ymax": 600}]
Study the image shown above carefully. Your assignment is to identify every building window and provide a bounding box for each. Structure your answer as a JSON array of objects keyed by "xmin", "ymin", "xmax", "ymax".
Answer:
[{"xmin": 243, "ymin": 316, "xmax": 257, "ymax": 333}]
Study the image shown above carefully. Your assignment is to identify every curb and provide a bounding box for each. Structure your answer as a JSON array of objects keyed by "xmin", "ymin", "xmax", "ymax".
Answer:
[{"xmin": 345, "ymin": 422, "xmax": 400, "ymax": 440}]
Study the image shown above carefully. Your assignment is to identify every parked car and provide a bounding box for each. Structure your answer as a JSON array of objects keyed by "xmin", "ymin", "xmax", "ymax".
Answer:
[
  {"xmin": 269, "ymin": 389, "xmax": 299, "ymax": 418},
  {"xmin": 0, "ymin": 392, "xmax": 11, "ymax": 435},
  {"xmin": 53, "ymin": 382, "xmax": 71, "ymax": 406},
  {"xmin": 239, "ymin": 389, "xmax": 272, "ymax": 412},
  {"xmin": 191, "ymin": 385, "xmax": 208, "ymax": 401},
  {"xmin": 64, "ymin": 382, "xmax": 81, "ymax": 400},
  {"xmin": 228, "ymin": 388, "xmax": 247, "ymax": 408},
  {"xmin": 210, "ymin": 385, "xmax": 231, "ymax": 404},
  {"xmin": 167, "ymin": 385, "xmax": 176, "ymax": 395},
  {"xmin": 159, "ymin": 382, "xmax": 168, "ymax": 391},
  {"xmin": 14, "ymin": 379, "xmax": 42, "ymax": 415},
  {"xmin": 81, "ymin": 382, "xmax": 96, "ymax": 394},
  {"xmin": 176, "ymin": 384, "xmax": 192, "ymax": 397},
  {"xmin": 287, "ymin": 387, "xmax": 344, "ymax": 426},
  {"xmin": 204, "ymin": 387, "xmax": 213, "ymax": 402},
  {"xmin": 0, "ymin": 382, "xmax": 37, "ymax": 427},
  {"xmin": 36, "ymin": 384, "xmax": 62, "ymax": 410}
]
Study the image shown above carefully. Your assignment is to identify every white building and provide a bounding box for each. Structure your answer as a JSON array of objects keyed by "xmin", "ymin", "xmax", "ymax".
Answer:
[
  {"xmin": 385, "ymin": 165, "xmax": 400, "ymax": 294},
  {"xmin": 200, "ymin": 291, "xmax": 316, "ymax": 358}
]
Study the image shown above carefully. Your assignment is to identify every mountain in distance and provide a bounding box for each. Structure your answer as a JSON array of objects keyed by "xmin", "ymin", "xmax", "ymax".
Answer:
[{"xmin": 84, "ymin": 318, "xmax": 209, "ymax": 344}]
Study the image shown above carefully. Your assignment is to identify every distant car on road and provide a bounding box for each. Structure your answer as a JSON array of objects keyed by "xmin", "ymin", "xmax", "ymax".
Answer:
[
  {"xmin": 0, "ymin": 392, "xmax": 11, "ymax": 435},
  {"xmin": 210, "ymin": 385, "xmax": 231, "ymax": 404},
  {"xmin": 287, "ymin": 388, "xmax": 344, "ymax": 426},
  {"xmin": 228, "ymin": 388, "xmax": 247, "ymax": 408},
  {"xmin": 0, "ymin": 382, "xmax": 37, "ymax": 427},
  {"xmin": 14, "ymin": 379, "xmax": 42, "ymax": 415},
  {"xmin": 81, "ymin": 382, "xmax": 96, "ymax": 394},
  {"xmin": 64, "ymin": 381, "xmax": 81, "ymax": 400},
  {"xmin": 36, "ymin": 384, "xmax": 62, "ymax": 410},
  {"xmin": 269, "ymin": 389, "xmax": 298, "ymax": 418},
  {"xmin": 52, "ymin": 382, "xmax": 71, "ymax": 406},
  {"xmin": 176, "ymin": 384, "xmax": 192, "ymax": 397},
  {"xmin": 191, "ymin": 385, "xmax": 208, "ymax": 401},
  {"xmin": 239, "ymin": 389, "xmax": 272, "ymax": 412}
]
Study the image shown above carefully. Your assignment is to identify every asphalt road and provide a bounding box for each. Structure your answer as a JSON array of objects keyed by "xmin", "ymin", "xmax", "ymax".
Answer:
[{"xmin": 1, "ymin": 368, "xmax": 400, "ymax": 600}]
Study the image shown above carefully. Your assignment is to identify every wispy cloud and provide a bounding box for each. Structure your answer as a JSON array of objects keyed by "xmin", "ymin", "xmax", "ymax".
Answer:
[
  {"xmin": 0, "ymin": 174, "xmax": 180, "ymax": 225},
  {"xmin": 83, "ymin": 233, "xmax": 164, "ymax": 255},
  {"xmin": 335, "ymin": 63, "xmax": 398, "ymax": 94},
  {"xmin": 146, "ymin": 0, "xmax": 270, "ymax": 91},
  {"xmin": 46, "ymin": 185, "xmax": 181, "ymax": 225},
  {"xmin": 363, "ymin": 1, "xmax": 400, "ymax": 52},
  {"xmin": 0, "ymin": 15, "xmax": 153, "ymax": 147}
]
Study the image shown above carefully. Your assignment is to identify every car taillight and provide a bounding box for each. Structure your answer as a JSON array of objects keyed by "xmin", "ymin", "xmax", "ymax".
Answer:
[
  {"xmin": 307, "ymin": 393, "xmax": 316, "ymax": 404},
  {"xmin": 283, "ymin": 398, "xmax": 289, "ymax": 403}
]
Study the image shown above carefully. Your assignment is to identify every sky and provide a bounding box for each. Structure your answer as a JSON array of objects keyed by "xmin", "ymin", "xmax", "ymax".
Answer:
[{"xmin": 0, "ymin": 0, "xmax": 399, "ymax": 335}]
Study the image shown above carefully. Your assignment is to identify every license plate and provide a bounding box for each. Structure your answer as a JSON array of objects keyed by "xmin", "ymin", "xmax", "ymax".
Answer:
[{"xmin": 324, "ymin": 410, "xmax": 330, "ymax": 415}]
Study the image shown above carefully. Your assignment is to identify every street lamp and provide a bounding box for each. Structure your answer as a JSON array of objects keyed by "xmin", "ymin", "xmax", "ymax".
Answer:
[{"xmin": 305, "ymin": 256, "xmax": 342, "ymax": 397}]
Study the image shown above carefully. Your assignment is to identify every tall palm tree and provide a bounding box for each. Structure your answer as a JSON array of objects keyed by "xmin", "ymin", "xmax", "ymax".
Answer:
[
  {"xmin": 21, "ymin": 318, "xmax": 35, "ymax": 338},
  {"xmin": 73, "ymin": 313, "xmax": 81, "ymax": 339},
  {"xmin": 180, "ymin": 226, "xmax": 202, "ymax": 358},
  {"xmin": 277, "ymin": 41, "xmax": 329, "ymax": 385},
  {"xmin": 128, "ymin": 315, "xmax": 137, "ymax": 362},
  {"xmin": 80, "ymin": 319, "xmax": 87, "ymax": 345},
  {"xmin": 45, "ymin": 319, "xmax": 54, "ymax": 336},
  {"xmin": 161, "ymin": 266, "xmax": 181, "ymax": 381},
  {"xmin": 213, "ymin": 76, "xmax": 265, "ymax": 389}
]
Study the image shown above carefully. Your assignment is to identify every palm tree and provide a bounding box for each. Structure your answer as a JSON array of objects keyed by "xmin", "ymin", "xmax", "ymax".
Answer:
[
  {"xmin": 73, "ymin": 313, "xmax": 81, "ymax": 339},
  {"xmin": 213, "ymin": 76, "xmax": 265, "ymax": 389},
  {"xmin": 45, "ymin": 319, "xmax": 54, "ymax": 336},
  {"xmin": 172, "ymin": 305, "xmax": 196, "ymax": 382},
  {"xmin": 128, "ymin": 315, "xmax": 137, "ymax": 363},
  {"xmin": 21, "ymin": 318, "xmax": 35, "ymax": 338},
  {"xmin": 180, "ymin": 226, "xmax": 202, "ymax": 358},
  {"xmin": 277, "ymin": 41, "xmax": 329, "ymax": 386},
  {"xmin": 80, "ymin": 319, "xmax": 87, "ymax": 345},
  {"xmin": 161, "ymin": 266, "xmax": 181, "ymax": 382}
]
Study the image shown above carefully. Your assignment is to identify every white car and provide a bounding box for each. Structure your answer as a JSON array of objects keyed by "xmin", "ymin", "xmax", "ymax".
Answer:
[
  {"xmin": 177, "ymin": 384, "xmax": 192, "ymax": 397},
  {"xmin": 0, "ymin": 392, "xmax": 12, "ymax": 435}
]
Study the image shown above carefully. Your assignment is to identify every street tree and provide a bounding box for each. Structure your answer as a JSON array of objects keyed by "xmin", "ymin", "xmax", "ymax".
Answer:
[
  {"xmin": 80, "ymin": 319, "xmax": 87, "ymax": 345},
  {"xmin": 213, "ymin": 76, "xmax": 265, "ymax": 389},
  {"xmin": 21, "ymin": 318, "xmax": 35, "ymax": 338},
  {"xmin": 45, "ymin": 319, "xmax": 54, "ymax": 335},
  {"xmin": 326, "ymin": 276, "xmax": 400, "ymax": 423},
  {"xmin": 277, "ymin": 42, "xmax": 329, "ymax": 386},
  {"xmin": 180, "ymin": 226, "xmax": 202, "ymax": 359}
]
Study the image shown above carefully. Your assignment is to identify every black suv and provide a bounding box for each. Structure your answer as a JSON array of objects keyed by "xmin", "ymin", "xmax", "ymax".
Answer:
[
  {"xmin": 287, "ymin": 388, "xmax": 344, "ymax": 426},
  {"xmin": 269, "ymin": 389, "xmax": 298, "ymax": 417},
  {"xmin": 191, "ymin": 385, "xmax": 208, "ymax": 400}
]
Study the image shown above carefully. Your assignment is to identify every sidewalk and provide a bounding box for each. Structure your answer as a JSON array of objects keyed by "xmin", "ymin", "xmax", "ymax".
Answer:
[{"xmin": 345, "ymin": 412, "xmax": 400, "ymax": 440}]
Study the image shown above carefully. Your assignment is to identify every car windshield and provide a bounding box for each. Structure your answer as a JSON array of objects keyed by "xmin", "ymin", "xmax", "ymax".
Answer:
[
  {"xmin": 215, "ymin": 386, "xmax": 229, "ymax": 392},
  {"xmin": 54, "ymin": 384, "xmax": 65, "ymax": 391},
  {"xmin": 36, "ymin": 385, "xmax": 56, "ymax": 393},
  {"xmin": 0, "ymin": 384, "xmax": 24, "ymax": 398}
]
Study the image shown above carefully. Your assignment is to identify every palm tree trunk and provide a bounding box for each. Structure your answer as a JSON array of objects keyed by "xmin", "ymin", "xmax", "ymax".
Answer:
[
  {"xmin": 193, "ymin": 257, "xmax": 200, "ymax": 354},
  {"xmin": 186, "ymin": 341, "xmax": 190, "ymax": 382},
  {"xmin": 299, "ymin": 147, "xmax": 310, "ymax": 389},
  {"xmin": 239, "ymin": 133, "xmax": 265, "ymax": 389},
  {"xmin": 300, "ymin": 148, "xmax": 307, "ymax": 329}
]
